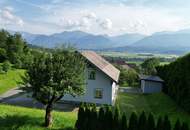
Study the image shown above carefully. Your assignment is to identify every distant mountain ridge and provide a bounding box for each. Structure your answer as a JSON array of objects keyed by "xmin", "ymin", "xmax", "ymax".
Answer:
[
  {"xmin": 9, "ymin": 29, "xmax": 190, "ymax": 54},
  {"xmin": 10, "ymin": 30, "xmax": 145, "ymax": 49}
]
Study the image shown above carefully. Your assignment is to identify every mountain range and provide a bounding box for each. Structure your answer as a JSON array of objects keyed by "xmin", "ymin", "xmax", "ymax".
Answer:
[{"xmin": 10, "ymin": 29, "xmax": 190, "ymax": 54}]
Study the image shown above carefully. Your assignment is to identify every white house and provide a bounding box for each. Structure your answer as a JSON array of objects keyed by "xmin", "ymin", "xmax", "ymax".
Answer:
[
  {"xmin": 62, "ymin": 51, "xmax": 120, "ymax": 105},
  {"xmin": 140, "ymin": 75, "xmax": 164, "ymax": 93}
]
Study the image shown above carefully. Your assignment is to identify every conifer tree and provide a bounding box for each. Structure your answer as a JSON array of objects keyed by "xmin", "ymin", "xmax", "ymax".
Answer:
[
  {"xmin": 98, "ymin": 107, "xmax": 105, "ymax": 130},
  {"xmin": 90, "ymin": 104, "xmax": 97, "ymax": 130},
  {"xmin": 174, "ymin": 119, "xmax": 181, "ymax": 130},
  {"xmin": 120, "ymin": 113, "xmax": 128, "ymax": 130},
  {"xmin": 113, "ymin": 106, "xmax": 120, "ymax": 130},
  {"xmin": 128, "ymin": 112, "xmax": 138, "ymax": 130},
  {"xmin": 138, "ymin": 111, "xmax": 147, "ymax": 130},
  {"xmin": 181, "ymin": 122, "xmax": 189, "ymax": 130},
  {"xmin": 156, "ymin": 116, "xmax": 163, "ymax": 130},
  {"xmin": 163, "ymin": 115, "xmax": 171, "ymax": 130},
  {"xmin": 147, "ymin": 113, "xmax": 155, "ymax": 130},
  {"xmin": 75, "ymin": 103, "xmax": 85, "ymax": 130}
]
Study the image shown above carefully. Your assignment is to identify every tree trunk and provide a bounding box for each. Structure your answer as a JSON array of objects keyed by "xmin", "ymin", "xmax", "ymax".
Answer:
[{"xmin": 45, "ymin": 104, "xmax": 53, "ymax": 127}]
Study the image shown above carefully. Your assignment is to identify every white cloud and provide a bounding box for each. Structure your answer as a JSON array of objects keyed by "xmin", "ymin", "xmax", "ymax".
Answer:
[
  {"xmin": 0, "ymin": 7, "xmax": 24, "ymax": 26},
  {"xmin": 84, "ymin": 12, "xmax": 97, "ymax": 20},
  {"xmin": 98, "ymin": 18, "xmax": 113, "ymax": 30}
]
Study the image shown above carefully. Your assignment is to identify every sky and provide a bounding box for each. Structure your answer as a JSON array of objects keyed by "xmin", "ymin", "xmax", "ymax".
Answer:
[{"xmin": 0, "ymin": 0, "xmax": 190, "ymax": 36}]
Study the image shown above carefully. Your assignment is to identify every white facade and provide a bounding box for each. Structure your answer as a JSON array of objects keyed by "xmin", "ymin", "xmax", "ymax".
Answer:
[
  {"xmin": 141, "ymin": 80, "xmax": 162, "ymax": 93},
  {"xmin": 62, "ymin": 66, "xmax": 118, "ymax": 105}
]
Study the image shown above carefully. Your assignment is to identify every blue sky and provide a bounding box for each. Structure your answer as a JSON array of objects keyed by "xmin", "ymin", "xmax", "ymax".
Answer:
[{"xmin": 0, "ymin": 0, "xmax": 190, "ymax": 35}]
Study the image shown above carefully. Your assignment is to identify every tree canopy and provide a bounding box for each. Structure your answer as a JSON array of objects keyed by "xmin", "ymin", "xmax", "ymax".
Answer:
[{"xmin": 23, "ymin": 48, "xmax": 86, "ymax": 127}]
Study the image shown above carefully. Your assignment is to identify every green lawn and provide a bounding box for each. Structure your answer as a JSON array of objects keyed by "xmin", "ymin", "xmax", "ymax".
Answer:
[
  {"xmin": 0, "ymin": 69, "xmax": 25, "ymax": 94},
  {"xmin": 116, "ymin": 92, "xmax": 190, "ymax": 126},
  {"xmin": 0, "ymin": 104, "xmax": 76, "ymax": 130}
]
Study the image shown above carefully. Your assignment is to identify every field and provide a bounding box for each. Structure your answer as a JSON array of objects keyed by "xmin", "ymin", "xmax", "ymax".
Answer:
[
  {"xmin": 116, "ymin": 92, "xmax": 190, "ymax": 126},
  {"xmin": 99, "ymin": 51, "xmax": 178, "ymax": 65},
  {"xmin": 0, "ymin": 69, "xmax": 25, "ymax": 94},
  {"xmin": 0, "ymin": 104, "xmax": 76, "ymax": 130}
]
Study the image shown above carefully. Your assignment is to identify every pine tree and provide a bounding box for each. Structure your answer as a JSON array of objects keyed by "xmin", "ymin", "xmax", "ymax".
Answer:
[
  {"xmin": 120, "ymin": 113, "xmax": 127, "ymax": 130},
  {"xmin": 138, "ymin": 111, "xmax": 147, "ymax": 130},
  {"xmin": 98, "ymin": 107, "xmax": 105, "ymax": 130},
  {"xmin": 90, "ymin": 104, "xmax": 97, "ymax": 130},
  {"xmin": 174, "ymin": 119, "xmax": 181, "ymax": 130},
  {"xmin": 147, "ymin": 113, "xmax": 155, "ymax": 130},
  {"xmin": 163, "ymin": 115, "xmax": 171, "ymax": 130},
  {"xmin": 156, "ymin": 116, "xmax": 163, "ymax": 130},
  {"xmin": 181, "ymin": 122, "xmax": 189, "ymax": 130},
  {"xmin": 75, "ymin": 103, "xmax": 85, "ymax": 130},
  {"xmin": 113, "ymin": 106, "xmax": 120, "ymax": 130},
  {"xmin": 128, "ymin": 112, "xmax": 138, "ymax": 130}
]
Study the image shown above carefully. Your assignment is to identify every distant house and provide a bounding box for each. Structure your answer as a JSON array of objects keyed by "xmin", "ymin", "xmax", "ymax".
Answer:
[
  {"xmin": 63, "ymin": 51, "xmax": 120, "ymax": 105},
  {"xmin": 140, "ymin": 75, "xmax": 164, "ymax": 93}
]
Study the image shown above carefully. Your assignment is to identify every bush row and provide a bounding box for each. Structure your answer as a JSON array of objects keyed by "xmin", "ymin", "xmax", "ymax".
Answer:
[
  {"xmin": 75, "ymin": 103, "xmax": 189, "ymax": 130},
  {"xmin": 157, "ymin": 53, "xmax": 190, "ymax": 113}
]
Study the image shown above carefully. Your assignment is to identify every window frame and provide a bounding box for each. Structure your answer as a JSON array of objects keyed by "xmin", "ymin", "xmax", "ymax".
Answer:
[
  {"xmin": 88, "ymin": 68, "xmax": 96, "ymax": 80},
  {"xmin": 94, "ymin": 88, "xmax": 103, "ymax": 99}
]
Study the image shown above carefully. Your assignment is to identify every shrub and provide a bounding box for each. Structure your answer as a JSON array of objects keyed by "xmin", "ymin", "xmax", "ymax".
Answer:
[
  {"xmin": 138, "ymin": 111, "xmax": 147, "ymax": 130},
  {"xmin": 147, "ymin": 113, "xmax": 155, "ymax": 130},
  {"xmin": 120, "ymin": 113, "xmax": 127, "ymax": 130},
  {"xmin": 128, "ymin": 112, "xmax": 138, "ymax": 130},
  {"xmin": 174, "ymin": 119, "xmax": 181, "ymax": 130},
  {"xmin": 163, "ymin": 115, "xmax": 171, "ymax": 130},
  {"xmin": 2, "ymin": 60, "xmax": 11, "ymax": 72},
  {"xmin": 156, "ymin": 116, "xmax": 163, "ymax": 130}
]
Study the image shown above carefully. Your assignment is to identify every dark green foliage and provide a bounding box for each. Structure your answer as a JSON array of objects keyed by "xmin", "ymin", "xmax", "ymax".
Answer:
[
  {"xmin": 181, "ymin": 122, "xmax": 189, "ymax": 130},
  {"xmin": 76, "ymin": 107, "xmax": 188, "ymax": 130},
  {"xmin": 156, "ymin": 116, "xmax": 163, "ymax": 130},
  {"xmin": 98, "ymin": 107, "xmax": 105, "ymax": 130},
  {"xmin": 23, "ymin": 48, "xmax": 86, "ymax": 127},
  {"xmin": 147, "ymin": 113, "xmax": 155, "ymax": 130},
  {"xmin": 75, "ymin": 103, "xmax": 85, "ymax": 130},
  {"xmin": 141, "ymin": 58, "xmax": 160, "ymax": 75},
  {"xmin": 138, "ymin": 111, "xmax": 147, "ymax": 130},
  {"xmin": 0, "ymin": 30, "xmax": 34, "ymax": 69},
  {"xmin": 128, "ymin": 112, "xmax": 138, "ymax": 130},
  {"xmin": 2, "ymin": 60, "xmax": 11, "ymax": 72},
  {"xmin": 174, "ymin": 119, "xmax": 181, "ymax": 130},
  {"xmin": 0, "ymin": 48, "xmax": 7, "ymax": 62},
  {"xmin": 157, "ymin": 53, "xmax": 190, "ymax": 113},
  {"xmin": 113, "ymin": 106, "xmax": 120, "ymax": 130},
  {"xmin": 105, "ymin": 106, "xmax": 113, "ymax": 130},
  {"xmin": 163, "ymin": 115, "xmax": 171, "ymax": 130},
  {"xmin": 118, "ymin": 65, "xmax": 139, "ymax": 87},
  {"xmin": 120, "ymin": 113, "xmax": 127, "ymax": 130}
]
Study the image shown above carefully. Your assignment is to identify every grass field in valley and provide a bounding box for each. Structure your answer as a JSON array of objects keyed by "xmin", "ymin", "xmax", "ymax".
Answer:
[
  {"xmin": 0, "ymin": 69, "xmax": 25, "ymax": 94},
  {"xmin": 0, "ymin": 104, "xmax": 76, "ymax": 130},
  {"xmin": 116, "ymin": 92, "xmax": 190, "ymax": 126}
]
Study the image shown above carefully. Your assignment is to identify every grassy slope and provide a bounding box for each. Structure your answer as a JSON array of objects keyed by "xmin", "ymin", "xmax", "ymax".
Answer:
[
  {"xmin": 0, "ymin": 69, "xmax": 25, "ymax": 94},
  {"xmin": 116, "ymin": 92, "xmax": 190, "ymax": 126},
  {"xmin": 0, "ymin": 104, "xmax": 76, "ymax": 130}
]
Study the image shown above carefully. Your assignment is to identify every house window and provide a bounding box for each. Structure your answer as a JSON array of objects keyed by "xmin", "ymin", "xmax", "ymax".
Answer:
[
  {"xmin": 88, "ymin": 69, "xmax": 96, "ymax": 80},
  {"xmin": 94, "ymin": 88, "xmax": 103, "ymax": 99}
]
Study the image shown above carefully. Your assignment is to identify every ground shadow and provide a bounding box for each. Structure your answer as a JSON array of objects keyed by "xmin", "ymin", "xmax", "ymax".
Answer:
[
  {"xmin": 1, "ymin": 92, "xmax": 79, "ymax": 112},
  {"xmin": 0, "ymin": 115, "xmax": 76, "ymax": 130},
  {"xmin": 0, "ymin": 115, "xmax": 43, "ymax": 130}
]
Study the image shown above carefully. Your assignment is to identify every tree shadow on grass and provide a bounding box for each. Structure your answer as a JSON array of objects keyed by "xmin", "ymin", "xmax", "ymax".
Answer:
[
  {"xmin": 0, "ymin": 115, "xmax": 76, "ymax": 130},
  {"xmin": 0, "ymin": 115, "xmax": 43, "ymax": 130}
]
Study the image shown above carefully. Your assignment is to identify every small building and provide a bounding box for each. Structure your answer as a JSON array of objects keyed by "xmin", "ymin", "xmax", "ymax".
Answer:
[
  {"xmin": 62, "ymin": 51, "xmax": 120, "ymax": 105},
  {"xmin": 140, "ymin": 75, "xmax": 164, "ymax": 93}
]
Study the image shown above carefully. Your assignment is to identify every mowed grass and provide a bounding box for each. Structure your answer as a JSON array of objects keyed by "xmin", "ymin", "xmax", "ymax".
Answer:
[
  {"xmin": 0, "ymin": 104, "xmax": 77, "ymax": 130},
  {"xmin": 0, "ymin": 69, "xmax": 25, "ymax": 94},
  {"xmin": 116, "ymin": 92, "xmax": 190, "ymax": 126}
]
